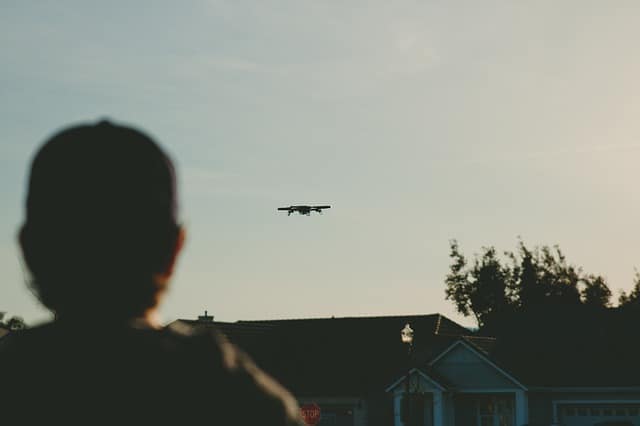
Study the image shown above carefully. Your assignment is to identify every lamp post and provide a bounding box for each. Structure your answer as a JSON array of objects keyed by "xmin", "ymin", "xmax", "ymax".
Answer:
[{"xmin": 401, "ymin": 323, "xmax": 414, "ymax": 426}]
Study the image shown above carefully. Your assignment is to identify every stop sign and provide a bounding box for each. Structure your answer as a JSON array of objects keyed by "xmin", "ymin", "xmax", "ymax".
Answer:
[{"xmin": 300, "ymin": 403, "xmax": 321, "ymax": 425}]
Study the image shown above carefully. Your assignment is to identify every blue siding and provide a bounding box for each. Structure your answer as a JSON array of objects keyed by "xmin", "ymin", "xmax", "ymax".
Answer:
[{"xmin": 432, "ymin": 343, "xmax": 518, "ymax": 389}]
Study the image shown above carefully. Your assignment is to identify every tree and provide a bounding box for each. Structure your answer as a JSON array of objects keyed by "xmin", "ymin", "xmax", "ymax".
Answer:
[
  {"xmin": 581, "ymin": 275, "xmax": 612, "ymax": 307},
  {"xmin": 619, "ymin": 269, "xmax": 640, "ymax": 306},
  {"xmin": 467, "ymin": 247, "xmax": 514, "ymax": 328},
  {"xmin": 511, "ymin": 243, "xmax": 543, "ymax": 308},
  {"xmin": 445, "ymin": 241, "xmax": 514, "ymax": 329},
  {"xmin": 444, "ymin": 241, "xmax": 472, "ymax": 318},
  {"xmin": 445, "ymin": 239, "xmax": 612, "ymax": 329},
  {"xmin": 537, "ymin": 246, "xmax": 582, "ymax": 307}
]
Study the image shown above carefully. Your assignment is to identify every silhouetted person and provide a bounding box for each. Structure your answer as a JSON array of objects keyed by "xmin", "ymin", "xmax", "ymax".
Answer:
[{"xmin": 0, "ymin": 121, "xmax": 303, "ymax": 425}]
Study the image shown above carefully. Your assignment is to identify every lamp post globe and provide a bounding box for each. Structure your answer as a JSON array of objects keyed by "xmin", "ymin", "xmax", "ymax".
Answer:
[
  {"xmin": 400, "ymin": 323, "xmax": 414, "ymax": 426},
  {"xmin": 401, "ymin": 323, "xmax": 414, "ymax": 345}
]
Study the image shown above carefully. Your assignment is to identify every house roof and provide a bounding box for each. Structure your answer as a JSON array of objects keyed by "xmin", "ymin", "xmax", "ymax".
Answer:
[
  {"xmin": 171, "ymin": 313, "xmax": 473, "ymax": 397},
  {"xmin": 429, "ymin": 338, "xmax": 528, "ymax": 390},
  {"xmin": 483, "ymin": 306, "xmax": 640, "ymax": 387},
  {"xmin": 173, "ymin": 308, "xmax": 640, "ymax": 393},
  {"xmin": 459, "ymin": 335, "xmax": 496, "ymax": 354},
  {"xmin": 385, "ymin": 367, "xmax": 448, "ymax": 392}
]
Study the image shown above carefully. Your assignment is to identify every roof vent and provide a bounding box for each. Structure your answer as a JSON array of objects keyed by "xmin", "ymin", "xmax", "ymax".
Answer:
[{"xmin": 198, "ymin": 310, "xmax": 214, "ymax": 322}]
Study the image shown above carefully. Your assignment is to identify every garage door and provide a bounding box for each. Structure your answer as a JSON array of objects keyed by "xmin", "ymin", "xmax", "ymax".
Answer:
[{"xmin": 559, "ymin": 404, "xmax": 640, "ymax": 426}]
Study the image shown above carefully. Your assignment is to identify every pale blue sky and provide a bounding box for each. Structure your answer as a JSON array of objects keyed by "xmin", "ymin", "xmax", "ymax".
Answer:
[{"xmin": 2, "ymin": 1, "xmax": 640, "ymax": 327}]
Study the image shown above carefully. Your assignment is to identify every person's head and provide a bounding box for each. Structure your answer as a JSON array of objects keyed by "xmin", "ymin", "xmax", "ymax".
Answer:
[{"xmin": 19, "ymin": 120, "xmax": 184, "ymax": 321}]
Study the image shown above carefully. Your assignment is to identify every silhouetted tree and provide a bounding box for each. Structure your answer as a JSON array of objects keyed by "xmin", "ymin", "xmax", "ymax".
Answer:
[
  {"xmin": 581, "ymin": 275, "xmax": 612, "ymax": 307},
  {"xmin": 445, "ymin": 242, "xmax": 514, "ymax": 328},
  {"xmin": 509, "ymin": 243, "xmax": 583, "ymax": 309},
  {"xmin": 445, "ymin": 239, "xmax": 612, "ymax": 329},
  {"xmin": 541, "ymin": 246, "xmax": 583, "ymax": 306},
  {"xmin": 470, "ymin": 247, "xmax": 515, "ymax": 328},
  {"xmin": 511, "ymin": 243, "xmax": 543, "ymax": 308},
  {"xmin": 619, "ymin": 270, "xmax": 640, "ymax": 306},
  {"xmin": 444, "ymin": 241, "xmax": 472, "ymax": 318}
]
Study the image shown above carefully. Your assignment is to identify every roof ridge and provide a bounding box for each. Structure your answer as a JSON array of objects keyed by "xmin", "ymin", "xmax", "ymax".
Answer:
[
  {"xmin": 434, "ymin": 314, "xmax": 443, "ymax": 334},
  {"xmin": 237, "ymin": 313, "xmax": 442, "ymax": 323},
  {"xmin": 431, "ymin": 313, "xmax": 475, "ymax": 335},
  {"xmin": 458, "ymin": 335, "xmax": 494, "ymax": 355},
  {"xmin": 460, "ymin": 335, "xmax": 497, "ymax": 341},
  {"xmin": 175, "ymin": 319, "xmax": 274, "ymax": 328},
  {"xmin": 434, "ymin": 332, "xmax": 496, "ymax": 340}
]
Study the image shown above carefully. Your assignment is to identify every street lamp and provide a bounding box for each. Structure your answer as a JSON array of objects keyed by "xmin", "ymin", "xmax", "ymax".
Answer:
[
  {"xmin": 401, "ymin": 323, "xmax": 414, "ymax": 345},
  {"xmin": 401, "ymin": 323, "xmax": 414, "ymax": 426}
]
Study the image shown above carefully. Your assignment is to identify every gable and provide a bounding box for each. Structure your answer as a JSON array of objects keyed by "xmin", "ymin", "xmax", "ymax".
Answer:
[
  {"xmin": 386, "ymin": 368, "xmax": 446, "ymax": 394},
  {"xmin": 431, "ymin": 341, "xmax": 524, "ymax": 390}
]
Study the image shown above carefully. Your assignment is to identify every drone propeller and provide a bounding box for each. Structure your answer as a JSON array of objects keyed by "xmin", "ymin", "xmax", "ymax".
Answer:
[{"xmin": 278, "ymin": 205, "xmax": 330, "ymax": 216}]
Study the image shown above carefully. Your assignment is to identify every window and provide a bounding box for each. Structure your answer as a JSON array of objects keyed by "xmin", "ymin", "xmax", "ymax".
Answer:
[
  {"xmin": 561, "ymin": 404, "xmax": 640, "ymax": 422},
  {"xmin": 476, "ymin": 396, "xmax": 514, "ymax": 426}
]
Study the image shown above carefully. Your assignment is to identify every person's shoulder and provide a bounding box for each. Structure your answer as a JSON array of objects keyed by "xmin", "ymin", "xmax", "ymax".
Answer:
[
  {"xmin": 164, "ymin": 321, "xmax": 303, "ymax": 425},
  {"xmin": 0, "ymin": 330, "xmax": 15, "ymax": 354},
  {"xmin": 223, "ymin": 344, "xmax": 304, "ymax": 425},
  {"xmin": 164, "ymin": 319, "xmax": 223, "ymax": 340},
  {"xmin": 162, "ymin": 320, "xmax": 228, "ymax": 357},
  {"xmin": 0, "ymin": 322, "xmax": 56, "ymax": 355}
]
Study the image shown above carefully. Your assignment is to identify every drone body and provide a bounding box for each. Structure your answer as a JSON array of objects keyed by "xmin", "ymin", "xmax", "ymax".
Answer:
[{"xmin": 278, "ymin": 205, "xmax": 331, "ymax": 216}]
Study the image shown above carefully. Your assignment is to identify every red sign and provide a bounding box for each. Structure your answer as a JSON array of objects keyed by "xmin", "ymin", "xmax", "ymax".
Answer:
[{"xmin": 301, "ymin": 403, "xmax": 321, "ymax": 425}]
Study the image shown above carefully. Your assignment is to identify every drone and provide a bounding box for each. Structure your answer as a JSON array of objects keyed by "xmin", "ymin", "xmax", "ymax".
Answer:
[{"xmin": 278, "ymin": 205, "xmax": 331, "ymax": 216}]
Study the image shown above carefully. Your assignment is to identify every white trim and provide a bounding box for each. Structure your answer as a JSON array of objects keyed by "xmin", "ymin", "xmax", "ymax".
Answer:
[
  {"xmin": 551, "ymin": 399, "xmax": 640, "ymax": 423},
  {"xmin": 393, "ymin": 393, "xmax": 403, "ymax": 426},
  {"xmin": 385, "ymin": 368, "xmax": 447, "ymax": 393},
  {"xmin": 433, "ymin": 390, "xmax": 444, "ymax": 426},
  {"xmin": 428, "ymin": 339, "xmax": 466, "ymax": 365},
  {"xmin": 515, "ymin": 390, "xmax": 528, "ymax": 426},
  {"xmin": 429, "ymin": 340, "xmax": 527, "ymax": 391}
]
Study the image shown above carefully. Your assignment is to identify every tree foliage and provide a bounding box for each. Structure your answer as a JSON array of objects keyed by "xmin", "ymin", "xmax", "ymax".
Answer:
[
  {"xmin": 445, "ymin": 243, "xmax": 514, "ymax": 328},
  {"xmin": 618, "ymin": 270, "xmax": 640, "ymax": 307},
  {"xmin": 582, "ymin": 275, "xmax": 613, "ymax": 307},
  {"xmin": 445, "ymin": 240, "xmax": 614, "ymax": 329}
]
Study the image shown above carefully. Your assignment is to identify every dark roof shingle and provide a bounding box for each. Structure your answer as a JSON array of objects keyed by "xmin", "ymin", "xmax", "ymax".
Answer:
[{"xmin": 171, "ymin": 313, "xmax": 472, "ymax": 396}]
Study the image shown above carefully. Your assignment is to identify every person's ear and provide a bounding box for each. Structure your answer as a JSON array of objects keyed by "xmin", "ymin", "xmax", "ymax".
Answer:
[{"xmin": 156, "ymin": 226, "xmax": 186, "ymax": 282}]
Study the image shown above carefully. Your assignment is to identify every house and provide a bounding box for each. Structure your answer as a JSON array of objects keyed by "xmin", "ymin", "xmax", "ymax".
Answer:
[{"xmin": 172, "ymin": 312, "xmax": 640, "ymax": 426}]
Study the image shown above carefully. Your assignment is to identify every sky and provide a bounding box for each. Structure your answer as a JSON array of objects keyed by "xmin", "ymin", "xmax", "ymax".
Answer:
[{"xmin": 2, "ymin": 1, "xmax": 640, "ymax": 328}]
